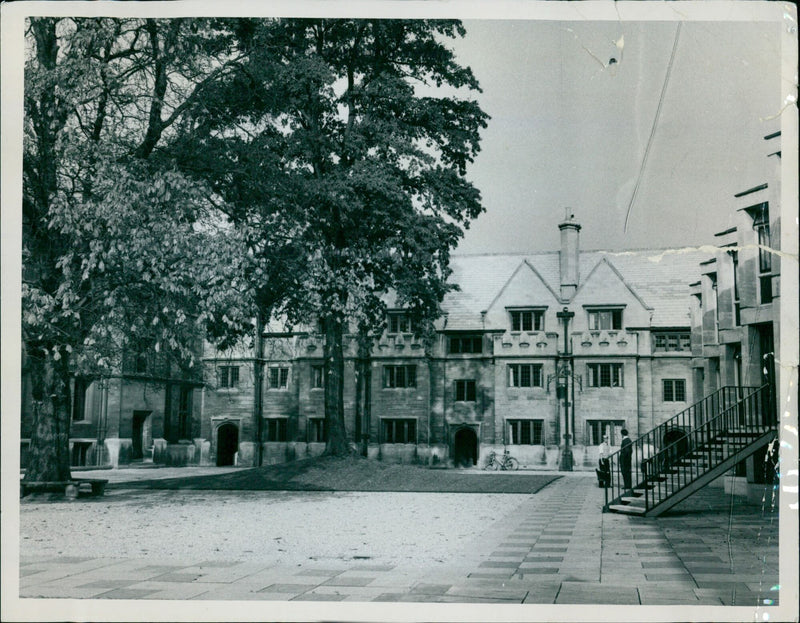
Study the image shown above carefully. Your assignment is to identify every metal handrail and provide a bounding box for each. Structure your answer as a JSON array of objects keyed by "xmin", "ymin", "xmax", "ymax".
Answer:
[
  {"xmin": 602, "ymin": 384, "xmax": 765, "ymax": 510},
  {"xmin": 643, "ymin": 384, "xmax": 773, "ymax": 510}
]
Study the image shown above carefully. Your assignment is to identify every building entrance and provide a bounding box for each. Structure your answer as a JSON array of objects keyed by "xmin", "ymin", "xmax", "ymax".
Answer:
[
  {"xmin": 131, "ymin": 411, "xmax": 151, "ymax": 460},
  {"xmin": 216, "ymin": 423, "xmax": 239, "ymax": 466},
  {"xmin": 453, "ymin": 427, "xmax": 478, "ymax": 467}
]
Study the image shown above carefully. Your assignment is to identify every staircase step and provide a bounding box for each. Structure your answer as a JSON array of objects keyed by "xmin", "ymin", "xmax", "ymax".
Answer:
[
  {"xmin": 621, "ymin": 496, "xmax": 645, "ymax": 506},
  {"xmin": 601, "ymin": 386, "xmax": 774, "ymax": 518},
  {"xmin": 608, "ymin": 504, "xmax": 646, "ymax": 515},
  {"xmin": 710, "ymin": 437, "xmax": 759, "ymax": 445}
]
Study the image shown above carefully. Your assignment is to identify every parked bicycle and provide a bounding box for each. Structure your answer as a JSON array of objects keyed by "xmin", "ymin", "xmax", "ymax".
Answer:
[{"xmin": 483, "ymin": 449, "xmax": 519, "ymax": 471}]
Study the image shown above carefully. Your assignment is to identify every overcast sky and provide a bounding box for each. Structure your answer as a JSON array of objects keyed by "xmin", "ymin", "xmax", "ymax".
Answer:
[{"xmin": 449, "ymin": 19, "xmax": 781, "ymax": 254}]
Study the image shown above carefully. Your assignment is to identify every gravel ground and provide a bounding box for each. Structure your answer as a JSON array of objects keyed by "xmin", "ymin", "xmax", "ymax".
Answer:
[{"xmin": 19, "ymin": 489, "xmax": 532, "ymax": 566}]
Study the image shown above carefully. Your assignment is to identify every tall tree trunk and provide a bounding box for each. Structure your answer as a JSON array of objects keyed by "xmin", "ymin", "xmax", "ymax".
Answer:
[
  {"xmin": 354, "ymin": 356, "xmax": 363, "ymax": 448},
  {"xmin": 356, "ymin": 329, "xmax": 372, "ymax": 456},
  {"xmin": 24, "ymin": 19, "xmax": 73, "ymax": 485},
  {"xmin": 324, "ymin": 317, "xmax": 349, "ymax": 455},
  {"xmin": 23, "ymin": 351, "xmax": 72, "ymax": 483},
  {"xmin": 363, "ymin": 357, "xmax": 372, "ymax": 456}
]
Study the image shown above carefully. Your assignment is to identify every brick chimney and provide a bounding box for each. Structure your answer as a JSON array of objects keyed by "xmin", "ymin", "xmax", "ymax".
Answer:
[{"xmin": 559, "ymin": 211, "xmax": 581, "ymax": 301}]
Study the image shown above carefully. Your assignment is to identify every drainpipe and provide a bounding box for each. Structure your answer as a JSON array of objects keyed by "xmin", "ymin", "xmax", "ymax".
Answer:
[
  {"xmin": 253, "ymin": 314, "xmax": 265, "ymax": 467},
  {"xmin": 570, "ymin": 345, "xmax": 576, "ymax": 447}
]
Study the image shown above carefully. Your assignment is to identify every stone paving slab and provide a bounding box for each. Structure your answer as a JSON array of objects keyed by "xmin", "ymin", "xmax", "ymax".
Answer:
[{"xmin": 17, "ymin": 473, "xmax": 782, "ymax": 608}]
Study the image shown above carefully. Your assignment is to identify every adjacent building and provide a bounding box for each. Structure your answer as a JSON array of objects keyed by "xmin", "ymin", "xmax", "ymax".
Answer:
[
  {"xmin": 20, "ymin": 341, "xmax": 206, "ymax": 469},
  {"xmin": 688, "ymin": 130, "xmax": 782, "ymax": 496}
]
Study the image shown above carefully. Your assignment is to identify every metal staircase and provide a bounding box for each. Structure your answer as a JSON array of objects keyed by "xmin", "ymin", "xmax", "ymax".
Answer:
[{"xmin": 602, "ymin": 384, "xmax": 776, "ymax": 517}]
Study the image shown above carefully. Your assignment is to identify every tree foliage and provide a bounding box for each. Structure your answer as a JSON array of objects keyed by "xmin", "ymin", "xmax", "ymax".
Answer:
[
  {"xmin": 22, "ymin": 17, "xmax": 252, "ymax": 482},
  {"xmin": 171, "ymin": 19, "xmax": 488, "ymax": 454}
]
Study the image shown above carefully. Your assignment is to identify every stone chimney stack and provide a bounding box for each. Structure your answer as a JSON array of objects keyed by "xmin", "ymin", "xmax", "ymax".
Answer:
[{"xmin": 559, "ymin": 211, "xmax": 581, "ymax": 301}]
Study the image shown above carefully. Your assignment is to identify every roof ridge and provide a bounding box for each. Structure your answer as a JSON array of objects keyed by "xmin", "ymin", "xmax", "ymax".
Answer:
[
  {"xmin": 452, "ymin": 246, "xmax": 702, "ymax": 258},
  {"xmin": 452, "ymin": 250, "xmax": 559, "ymax": 257}
]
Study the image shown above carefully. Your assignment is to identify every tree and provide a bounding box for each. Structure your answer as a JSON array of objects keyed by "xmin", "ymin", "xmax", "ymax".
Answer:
[
  {"xmin": 22, "ymin": 17, "xmax": 251, "ymax": 483},
  {"xmin": 171, "ymin": 19, "xmax": 488, "ymax": 455}
]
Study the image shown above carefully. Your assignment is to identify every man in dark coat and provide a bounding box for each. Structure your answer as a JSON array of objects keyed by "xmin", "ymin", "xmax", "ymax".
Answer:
[{"xmin": 620, "ymin": 429, "xmax": 633, "ymax": 491}]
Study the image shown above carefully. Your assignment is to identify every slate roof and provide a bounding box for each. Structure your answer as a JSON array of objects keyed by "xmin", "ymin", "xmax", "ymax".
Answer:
[{"xmin": 441, "ymin": 248, "xmax": 704, "ymax": 330}]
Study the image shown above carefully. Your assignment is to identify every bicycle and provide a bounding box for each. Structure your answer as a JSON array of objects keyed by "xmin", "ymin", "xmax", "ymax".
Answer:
[{"xmin": 483, "ymin": 449, "xmax": 519, "ymax": 471}]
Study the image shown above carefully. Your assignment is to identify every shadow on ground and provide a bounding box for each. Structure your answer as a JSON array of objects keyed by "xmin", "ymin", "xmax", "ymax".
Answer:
[{"xmin": 115, "ymin": 456, "xmax": 561, "ymax": 494}]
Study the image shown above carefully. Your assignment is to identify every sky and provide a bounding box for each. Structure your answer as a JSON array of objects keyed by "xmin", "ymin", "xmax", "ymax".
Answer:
[{"xmin": 448, "ymin": 19, "xmax": 782, "ymax": 254}]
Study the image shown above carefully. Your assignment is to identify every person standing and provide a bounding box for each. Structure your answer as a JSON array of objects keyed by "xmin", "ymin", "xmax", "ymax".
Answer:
[
  {"xmin": 597, "ymin": 434, "xmax": 611, "ymax": 487},
  {"xmin": 620, "ymin": 429, "xmax": 633, "ymax": 492}
]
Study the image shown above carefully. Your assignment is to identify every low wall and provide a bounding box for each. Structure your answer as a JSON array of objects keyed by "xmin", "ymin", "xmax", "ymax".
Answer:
[
  {"xmin": 262, "ymin": 442, "xmax": 289, "ymax": 465},
  {"xmin": 162, "ymin": 442, "xmax": 196, "ymax": 467},
  {"xmin": 104, "ymin": 438, "xmax": 133, "ymax": 467}
]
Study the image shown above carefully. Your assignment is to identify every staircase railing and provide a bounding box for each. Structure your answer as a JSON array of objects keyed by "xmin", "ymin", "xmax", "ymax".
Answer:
[
  {"xmin": 643, "ymin": 383, "xmax": 774, "ymax": 511},
  {"xmin": 602, "ymin": 385, "xmax": 760, "ymax": 509}
]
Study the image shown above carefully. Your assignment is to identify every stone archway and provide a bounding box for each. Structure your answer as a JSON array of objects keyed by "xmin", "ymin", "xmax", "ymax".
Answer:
[
  {"xmin": 216, "ymin": 422, "xmax": 239, "ymax": 467},
  {"xmin": 453, "ymin": 427, "xmax": 478, "ymax": 467}
]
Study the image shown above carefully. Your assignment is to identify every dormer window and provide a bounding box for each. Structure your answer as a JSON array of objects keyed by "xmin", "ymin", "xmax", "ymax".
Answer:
[
  {"xmin": 588, "ymin": 308, "xmax": 623, "ymax": 331},
  {"xmin": 509, "ymin": 309, "xmax": 544, "ymax": 332},
  {"xmin": 387, "ymin": 312, "xmax": 413, "ymax": 335}
]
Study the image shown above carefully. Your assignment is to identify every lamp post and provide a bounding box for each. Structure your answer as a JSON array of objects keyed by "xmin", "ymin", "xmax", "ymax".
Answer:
[{"xmin": 556, "ymin": 307, "xmax": 575, "ymax": 471}]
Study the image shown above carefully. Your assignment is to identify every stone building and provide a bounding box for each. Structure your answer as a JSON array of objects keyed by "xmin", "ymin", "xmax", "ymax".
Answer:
[
  {"xmin": 688, "ymin": 129, "xmax": 782, "ymax": 497},
  {"xmin": 21, "ymin": 342, "xmax": 206, "ymax": 469},
  {"xmin": 203, "ymin": 217, "xmax": 705, "ymax": 471}
]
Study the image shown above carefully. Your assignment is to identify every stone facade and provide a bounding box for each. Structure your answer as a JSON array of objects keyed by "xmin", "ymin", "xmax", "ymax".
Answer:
[
  {"xmin": 21, "ymin": 345, "xmax": 205, "ymax": 469},
  {"xmin": 26, "ymin": 213, "xmax": 752, "ymax": 472},
  {"xmin": 201, "ymin": 218, "xmax": 706, "ymax": 471},
  {"xmin": 689, "ymin": 130, "xmax": 782, "ymax": 499}
]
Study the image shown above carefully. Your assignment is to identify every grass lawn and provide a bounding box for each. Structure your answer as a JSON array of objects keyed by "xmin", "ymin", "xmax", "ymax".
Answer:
[{"xmin": 118, "ymin": 455, "xmax": 561, "ymax": 494}]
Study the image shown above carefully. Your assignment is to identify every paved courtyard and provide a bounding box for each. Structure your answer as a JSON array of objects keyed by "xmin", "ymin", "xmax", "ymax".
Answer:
[{"xmin": 16, "ymin": 469, "xmax": 780, "ymax": 609}]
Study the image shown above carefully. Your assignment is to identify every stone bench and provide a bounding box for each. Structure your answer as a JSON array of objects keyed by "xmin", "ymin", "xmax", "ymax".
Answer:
[{"xmin": 20, "ymin": 478, "xmax": 108, "ymax": 498}]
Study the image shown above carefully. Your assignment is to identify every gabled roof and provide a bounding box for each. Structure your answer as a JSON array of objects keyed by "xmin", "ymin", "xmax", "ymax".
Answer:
[
  {"xmin": 484, "ymin": 259, "xmax": 561, "ymax": 314},
  {"xmin": 442, "ymin": 248, "xmax": 704, "ymax": 330},
  {"xmin": 594, "ymin": 250, "xmax": 704, "ymax": 327},
  {"xmin": 573, "ymin": 256, "xmax": 653, "ymax": 311},
  {"xmin": 257, "ymin": 247, "xmax": 704, "ymax": 334}
]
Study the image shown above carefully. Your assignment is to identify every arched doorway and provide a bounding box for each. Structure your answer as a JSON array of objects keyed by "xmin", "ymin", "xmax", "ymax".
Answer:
[
  {"xmin": 453, "ymin": 427, "xmax": 478, "ymax": 467},
  {"xmin": 217, "ymin": 422, "xmax": 239, "ymax": 466}
]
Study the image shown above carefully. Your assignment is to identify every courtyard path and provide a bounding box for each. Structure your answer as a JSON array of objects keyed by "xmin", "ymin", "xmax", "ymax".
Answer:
[{"xmin": 14, "ymin": 470, "xmax": 780, "ymax": 612}]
